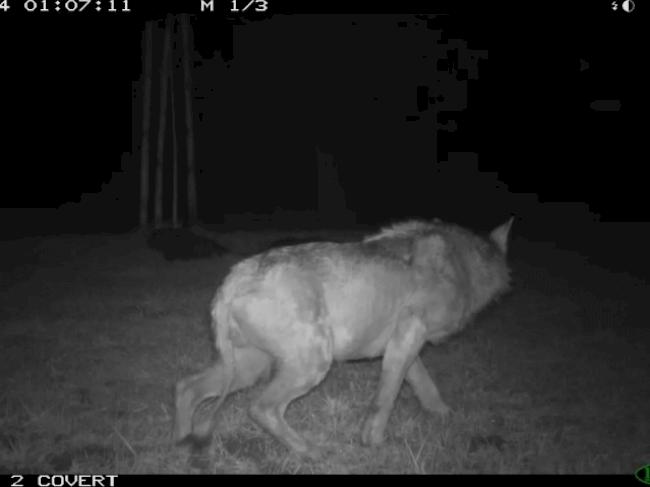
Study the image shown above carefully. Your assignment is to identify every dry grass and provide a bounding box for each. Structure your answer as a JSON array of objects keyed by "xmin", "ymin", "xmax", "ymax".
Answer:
[{"xmin": 0, "ymin": 230, "xmax": 647, "ymax": 474}]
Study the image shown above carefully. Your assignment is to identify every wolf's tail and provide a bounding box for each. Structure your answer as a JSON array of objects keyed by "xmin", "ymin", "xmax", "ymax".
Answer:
[{"xmin": 208, "ymin": 287, "xmax": 236, "ymax": 417}]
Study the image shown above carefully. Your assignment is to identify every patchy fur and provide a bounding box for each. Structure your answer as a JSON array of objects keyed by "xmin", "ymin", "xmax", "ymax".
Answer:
[{"xmin": 175, "ymin": 218, "xmax": 513, "ymax": 457}]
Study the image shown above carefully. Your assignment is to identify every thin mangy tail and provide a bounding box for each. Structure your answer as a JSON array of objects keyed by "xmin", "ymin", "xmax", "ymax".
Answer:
[{"xmin": 208, "ymin": 293, "xmax": 236, "ymax": 418}]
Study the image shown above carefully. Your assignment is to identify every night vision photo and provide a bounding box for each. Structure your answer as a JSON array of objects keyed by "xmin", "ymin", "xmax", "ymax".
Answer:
[{"xmin": 0, "ymin": 1, "xmax": 646, "ymax": 475}]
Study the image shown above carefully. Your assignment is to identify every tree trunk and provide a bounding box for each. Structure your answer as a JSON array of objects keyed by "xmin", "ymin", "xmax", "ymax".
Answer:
[
  {"xmin": 180, "ymin": 14, "xmax": 198, "ymax": 225},
  {"xmin": 170, "ymin": 56, "xmax": 179, "ymax": 228},
  {"xmin": 139, "ymin": 21, "xmax": 153, "ymax": 228},
  {"xmin": 155, "ymin": 14, "xmax": 173, "ymax": 228}
]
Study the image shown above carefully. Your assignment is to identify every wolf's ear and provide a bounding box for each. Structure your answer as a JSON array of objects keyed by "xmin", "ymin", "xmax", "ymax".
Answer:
[{"xmin": 490, "ymin": 217, "xmax": 514, "ymax": 254}]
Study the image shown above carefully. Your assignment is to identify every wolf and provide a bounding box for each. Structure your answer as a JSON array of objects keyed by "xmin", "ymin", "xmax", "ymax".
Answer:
[{"xmin": 174, "ymin": 218, "xmax": 513, "ymax": 457}]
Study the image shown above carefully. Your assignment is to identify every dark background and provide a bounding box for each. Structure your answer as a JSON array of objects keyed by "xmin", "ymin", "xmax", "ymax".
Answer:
[{"xmin": 0, "ymin": 1, "xmax": 644, "ymax": 270}]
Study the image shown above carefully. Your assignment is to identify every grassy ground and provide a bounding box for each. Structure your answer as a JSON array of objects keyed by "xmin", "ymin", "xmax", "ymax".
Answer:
[{"xmin": 0, "ymin": 229, "xmax": 647, "ymax": 474}]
